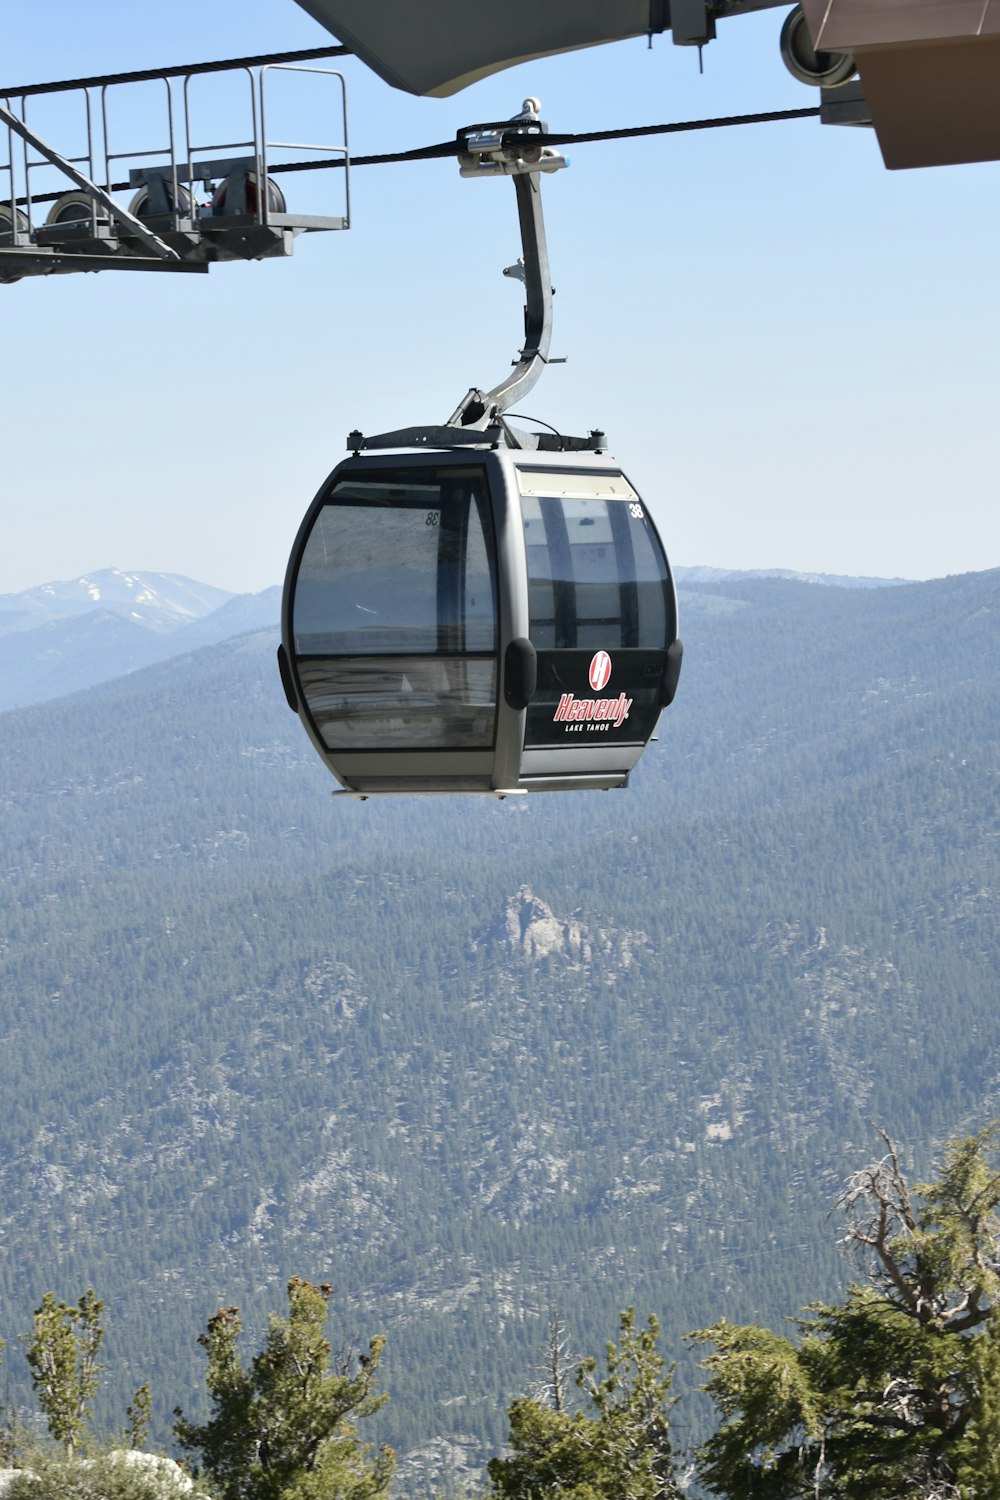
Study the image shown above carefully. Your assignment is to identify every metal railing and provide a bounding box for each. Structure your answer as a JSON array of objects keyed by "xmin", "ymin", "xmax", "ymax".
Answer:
[{"xmin": 0, "ymin": 58, "xmax": 349, "ymax": 280}]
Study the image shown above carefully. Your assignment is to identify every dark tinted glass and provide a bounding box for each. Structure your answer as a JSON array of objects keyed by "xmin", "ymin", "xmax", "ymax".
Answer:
[
  {"xmin": 294, "ymin": 470, "xmax": 497, "ymax": 656},
  {"xmin": 292, "ymin": 467, "xmax": 498, "ymax": 751},
  {"xmin": 298, "ymin": 657, "xmax": 496, "ymax": 750},
  {"xmin": 521, "ymin": 489, "xmax": 669, "ymax": 650}
]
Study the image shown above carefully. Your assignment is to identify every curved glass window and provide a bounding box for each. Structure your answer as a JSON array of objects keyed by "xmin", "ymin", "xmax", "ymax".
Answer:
[
  {"xmin": 298, "ymin": 656, "xmax": 497, "ymax": 750},
  {"xmin": 519, "ymin": 472, "xmax": 669, "ymax": 649},
  {"xmin": 292, "ymin": 467, "xmax": 498, "ymax": 750},
  {"xmin": 294, "ymin": 470, "xmax": 497, "ymax": 656}
]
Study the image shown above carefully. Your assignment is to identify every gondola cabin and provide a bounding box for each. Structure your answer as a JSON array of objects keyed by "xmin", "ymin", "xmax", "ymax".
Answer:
[{"xmin": 278, "ymin": 447, "xmax": 682, "ymax": 796}]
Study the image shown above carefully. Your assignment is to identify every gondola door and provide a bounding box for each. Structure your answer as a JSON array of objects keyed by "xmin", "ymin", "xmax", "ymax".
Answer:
[
  {"xmin": 515, "ymin": 467, "xmax": 676, "ymax": 786},
  {"xmin": 285, "ymin": 460, "xmax": 501, "ymax": 792}
]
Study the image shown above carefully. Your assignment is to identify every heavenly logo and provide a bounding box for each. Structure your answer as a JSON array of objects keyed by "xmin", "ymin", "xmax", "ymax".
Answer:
[
  {"xmin": 589, "ymin": 650, "xmax": 612, "ymax": 691},
  {"xmin": 552, "ymin": 650, "xmax": 632, "ymax": 730}
]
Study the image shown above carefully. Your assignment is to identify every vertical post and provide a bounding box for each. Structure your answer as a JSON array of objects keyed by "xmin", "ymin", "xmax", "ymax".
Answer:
[{"xmin": 481, "ymin": 170, "xmax": 554, "ymax": 417}]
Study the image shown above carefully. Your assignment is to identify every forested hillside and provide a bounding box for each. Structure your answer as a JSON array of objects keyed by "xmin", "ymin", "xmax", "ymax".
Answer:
[{"xmin": 0, "ymin": 568, "xmax": 997, "ymax": 1490}]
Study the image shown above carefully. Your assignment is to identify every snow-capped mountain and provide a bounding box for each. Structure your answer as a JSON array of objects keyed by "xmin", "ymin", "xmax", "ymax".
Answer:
[
  {"xmin": 0, "ymin": 568, "xmax": 234, "ymax": 637},
  {"xmin": 0, "ymin": 574, "xmax": 280, "ymax": 713}
]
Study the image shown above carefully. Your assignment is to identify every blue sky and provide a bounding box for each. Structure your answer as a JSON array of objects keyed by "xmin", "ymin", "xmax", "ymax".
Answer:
[{"xmin": 2, "ymin": 0, "xmax": 998, "ymax": 595}]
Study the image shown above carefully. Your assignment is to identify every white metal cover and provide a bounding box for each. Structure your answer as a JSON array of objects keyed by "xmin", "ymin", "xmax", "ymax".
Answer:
[
  {"xmin": 515, "ymin": 469, "xmax": 640, "ymax": 502},
  {"xmin": 291, "ymin": 0, "xmax": 656, "ymax": 96}
]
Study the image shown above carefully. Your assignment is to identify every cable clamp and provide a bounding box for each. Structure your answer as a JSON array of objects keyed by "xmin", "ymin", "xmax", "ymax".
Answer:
[{"xmin": 458, "ymin": 98, "xmax": 567, "ymax": 178}]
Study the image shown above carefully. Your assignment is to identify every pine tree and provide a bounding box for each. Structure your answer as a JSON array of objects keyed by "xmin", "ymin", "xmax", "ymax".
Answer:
[
  {"xmin": 174, "ymin": 1277, "xmax": 394, "ymax": 1500},
  {"xmin": 24, "ymin": 1289, "xmax": 104, "ymax": 1457},
  {"xmin": 488, "ymin": 1308, "xmax": 681, "ymax": 1500},
  {"xmin": 692, "ymin": 1123, "xmax": 1000, "ymax": 1499}
]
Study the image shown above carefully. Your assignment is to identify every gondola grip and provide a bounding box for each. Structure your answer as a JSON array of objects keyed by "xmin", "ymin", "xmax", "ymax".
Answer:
[
  {"xmin": 504, "ymin": 637, "xmax": 537, "ymax": 711},
  {"xmin": 659, "ymin": 638, "xmax": 683, "ymax": 707},
  {"xmin": 276, "ymin": 643, "xmax": 299, "ymax": 713}
]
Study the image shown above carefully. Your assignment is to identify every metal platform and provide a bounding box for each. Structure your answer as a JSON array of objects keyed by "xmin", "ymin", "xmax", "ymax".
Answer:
[{"xmin": 0, "ymin": 59, "xmax": 350, "ymax": 280}]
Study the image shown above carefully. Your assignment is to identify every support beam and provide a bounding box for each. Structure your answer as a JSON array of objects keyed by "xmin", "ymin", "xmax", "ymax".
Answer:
[{"xmin": 0, "ymin": 100, "xmax": 181, "ymax": 259}]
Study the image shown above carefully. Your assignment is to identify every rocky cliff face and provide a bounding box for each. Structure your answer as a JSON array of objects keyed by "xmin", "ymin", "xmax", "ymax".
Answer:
[
  {"xmin": 500, "ymin": 885, "xmax": 592, "ymax": 961},
  {"xmin": 479, "ymin": 885, "xmax": 648, "ymax": 968}
]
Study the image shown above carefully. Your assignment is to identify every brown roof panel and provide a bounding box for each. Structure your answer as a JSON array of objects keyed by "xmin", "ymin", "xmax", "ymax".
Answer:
[
  {"xmin": 799, "ymin": 1, "xmax": 1000, "ymax": 167},
  {"xmin": 801, "ymin": 0, "xmax": 1000, "ymax": 49},
  {"xmin": 858, "ymin": 34, "xmax": 1000, "ymax": 168}
]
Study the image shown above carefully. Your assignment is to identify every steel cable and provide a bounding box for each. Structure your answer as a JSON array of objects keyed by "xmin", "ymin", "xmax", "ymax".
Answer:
[
  {"xmin": 5, "ymin": 56, "xmax": 822, "ymax": 208},
  {"xmin": 0, "ymin": 45, "xmax": 348, "ymax": 100}
]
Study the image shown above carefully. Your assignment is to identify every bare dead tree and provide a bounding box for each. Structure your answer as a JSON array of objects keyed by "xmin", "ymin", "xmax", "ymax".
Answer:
[
  {"xmin": 527, "ymin": 1308, "xmax": 574, "ymax": 1413},
  {"xmin": 837, "ymin": 1124, "xmax": 1000, "ymax": 1333}
]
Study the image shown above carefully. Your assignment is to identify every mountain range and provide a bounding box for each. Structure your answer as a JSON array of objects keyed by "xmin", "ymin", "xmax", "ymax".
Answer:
[
  {"xmin": 0, "ymin": 562, "xmax": 997, "ymax": 1492},
  {"xmin": 0, "ymin": 571, "xmax": 281, "ymax": 713},
  {"xmin": 0, "ymin": 563, "xmax": 916, "ymax": 714}
]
